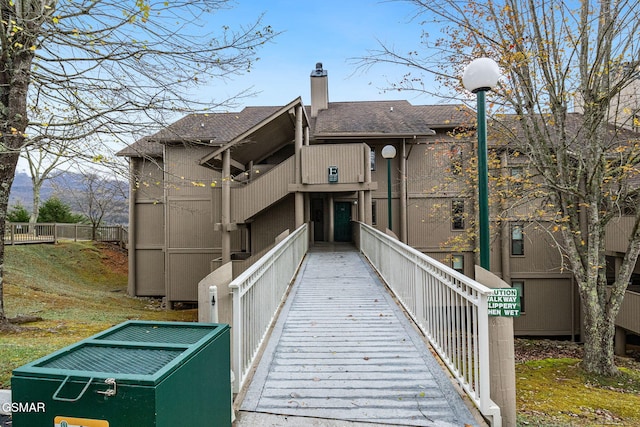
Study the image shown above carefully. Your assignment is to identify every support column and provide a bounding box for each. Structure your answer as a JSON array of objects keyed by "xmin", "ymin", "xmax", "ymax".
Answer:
[
  {"xmin": 221, "ymin": 149, "xmax": 231, "ymax": 264},
  {"xmin": 295, "ymin": 105, "xmax": 304, "ymax": 228},
  {"xmin": 476, "ymin": 266, "xmax": 517, "ymax": 427},
  {"xmin": 400, "ymin": 139, "xmax": 408, "ymax": 243},
  {"xmin": 127, "ymin": 160, "xmax": 137, "ymax": 296},
  {"xmin": 328, "ymin": 194, "xmax": 335, "ymax": 242},
  {"xmin": 364, "ymin": 145, "xmax": 373, "ymax": 225},
  {"xmin": 615, "ymin": 327, "xmax": 627, "ymax": 356}
]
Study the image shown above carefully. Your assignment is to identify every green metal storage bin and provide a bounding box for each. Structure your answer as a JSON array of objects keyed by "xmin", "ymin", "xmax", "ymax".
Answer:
[{"xmin": 11, "ymin": 320, "xmax": 231, "ymax": 427}]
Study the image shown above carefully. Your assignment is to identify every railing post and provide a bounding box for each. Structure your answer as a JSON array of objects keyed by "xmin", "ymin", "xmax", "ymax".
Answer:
[
  {"xmin": 414, "ymin": 253, "xmax": 425, "ymax": 330},
  {"xmin": 477, "ymin": 292, "xmax": 500, "ymax": 426},
  {"xmin": 232, "ymin": 286, "xmax": 242, "ymax": 394}
]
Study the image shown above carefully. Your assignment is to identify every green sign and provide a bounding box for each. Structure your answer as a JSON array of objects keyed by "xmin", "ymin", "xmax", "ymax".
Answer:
[{"xmin": 488, "ymin": 288, "xmax": 521, "ymax": 317}]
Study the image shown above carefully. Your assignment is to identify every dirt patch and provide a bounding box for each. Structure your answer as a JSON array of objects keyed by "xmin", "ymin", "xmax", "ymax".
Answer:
[
  {"xmin": 515, "ymin": 338, "xmax": 640, "ymax": 370},
  {"xmin": 515, "ymin": 338, "xmax": 583, "ymax": 363},
  {"xmin": 96, "ymin": 242, "xmax": 128, "ymax": 276}
]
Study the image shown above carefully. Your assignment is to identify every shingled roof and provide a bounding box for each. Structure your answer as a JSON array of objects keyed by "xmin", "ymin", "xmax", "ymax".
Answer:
[
  {"xmin": 311, "ymin": 101, "xmax": 471, "ymax": 138},
  {"xmin": 117, "ymin": 106, "xmax": 282, "ymax": 157},
  {"xmin": 118, "ymin": 100, "xmax": 472, "ymax": 157}
]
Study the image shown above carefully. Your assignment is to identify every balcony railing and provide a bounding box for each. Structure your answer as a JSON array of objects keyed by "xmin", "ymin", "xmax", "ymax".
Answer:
[{"xmin": 230, "ymin": 223, "xmax": 308, "ymax": 393}]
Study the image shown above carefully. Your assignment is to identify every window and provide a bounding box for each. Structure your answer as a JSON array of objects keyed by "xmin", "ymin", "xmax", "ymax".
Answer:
[
  {"xmin": 370, "ymin": 148, "xmax": 376, "ymax": 171},
  {"xmin": 452, "ymin": 200, "xmax": 465, "ymax": 230},
  {"xmin": 622, "ymin": 195, "xmax": 638, "ymax": 216},
  {"xmin": 371, "ymin": 200, "xmax": 377, "ymax": 225},
  {"xmin": 511, "ymin": 281, "xmax": 525, "ymax": 313},
  {"xmin": 452, "ymin": 254, "xmax": 464, "ymax": 273},
  {"xmin": 511, "ymin": 224, "xmax": 524, "ymax": 255},
  {"xmin": 510, "ymin": 167, "xmax": 523, "ymax": 191}
]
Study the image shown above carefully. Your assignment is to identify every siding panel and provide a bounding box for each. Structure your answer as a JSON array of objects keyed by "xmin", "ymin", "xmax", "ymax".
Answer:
[
  {"xmin": 616, "ymin": 291, "xmax": 640, "ymax": 334},
  {"xmin": 164, "ymin": 145, "xmax": 221, "ymax": 303},
  {"xmin": 251, "ymin": 195, "xmax": 296, "ymax": 252},
  {"xmin": 167, "ymin": 200, "xmax": 217, "ymax": 248},
  {"xmin": 508, "ymin": 225, "xmax": 564, "ymax": 273},
  {"xmin": 406, "ymin": 197, "xmax": 472, "ymax": 251},
  {"xmin": 133, "ymin": 157, "xmax": 164, "ymax": 201},
  {"xmin": 301, "ymin": 144, "xmax": 366, "ymax": 184},
  {"xmin": 135, "ymin": 203, "xmax": 164, "ymax": 246},
  {"xmin": 167, "ymin": 252, "xmax": 217, "ymax": 301},
  {"xmin": 513, "ymin": 278, "xmax": 574, "ymax": 335},
  {"xmin": 135, "ymin": 249, "xmax": 165, "ymax": 296},
  {"xmin": 231, "ymin": 156, "xmax": 295, "ymax": 223},
  {"xmin": 405, "ymin": 140, "xmax": 468, "ymax": 196},
  {"xmin": 606, "ymin": 216, "xmax": 635, "ymax": 253}
]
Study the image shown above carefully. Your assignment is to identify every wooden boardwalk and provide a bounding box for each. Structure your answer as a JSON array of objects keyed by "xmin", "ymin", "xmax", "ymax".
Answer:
[{"xmin": 240, "ymin": 245, "xmax": 480, "ymax": 426}]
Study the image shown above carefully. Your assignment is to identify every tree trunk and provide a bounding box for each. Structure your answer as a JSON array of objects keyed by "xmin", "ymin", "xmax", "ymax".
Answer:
[
  {"xmin": 582, "ymin": 304, "xmax": 618, "ymax": 376},
  {"xmin": 0, "ymin": 152, "xmax": 21, "ymax": 323},
  {"xmin": 31, "ymin": 180, "xmax": 43, "ymax": 223},
  {"xmin": 0, "ymin": 30, "xmax": 37, "ymax": 323}
]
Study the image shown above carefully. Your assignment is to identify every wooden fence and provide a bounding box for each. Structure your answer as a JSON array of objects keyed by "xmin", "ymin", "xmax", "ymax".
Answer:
[{"xmin": 4, "ymin": 223, "xmax": 128, "ymax": 247}]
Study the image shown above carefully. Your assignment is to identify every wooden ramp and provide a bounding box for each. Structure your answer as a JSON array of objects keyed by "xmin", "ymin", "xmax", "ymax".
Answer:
[{"xmin": 240, "ymin": 246, "xmax": 480, "ymax": 426}]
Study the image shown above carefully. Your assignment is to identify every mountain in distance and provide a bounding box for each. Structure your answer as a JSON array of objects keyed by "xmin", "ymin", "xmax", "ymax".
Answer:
[{"xmin": 9, "ymin": 172, "xmax": 129, "ymax": 225}]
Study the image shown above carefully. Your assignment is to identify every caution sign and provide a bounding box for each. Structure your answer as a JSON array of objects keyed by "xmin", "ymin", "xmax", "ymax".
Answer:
[
  {"xmin": 488, "ymin": 288, "xmax": 520, "ymax": 317},
  {"xmin": 54, "ymin": 416, "xmax": 109, "ymax": 427}
]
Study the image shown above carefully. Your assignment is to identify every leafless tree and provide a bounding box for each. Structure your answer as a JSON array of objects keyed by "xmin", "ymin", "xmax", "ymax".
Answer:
[
  {"xmin": 0, "ymin": 0, "xmax": 277, "ymax": 323},
  {"xmin": 357, "ymin": 0, "xmax": 640, "ymax": 375},
  {"xmin": 57, "ymin": 168, "xmax": 127, "ymax": 239}
]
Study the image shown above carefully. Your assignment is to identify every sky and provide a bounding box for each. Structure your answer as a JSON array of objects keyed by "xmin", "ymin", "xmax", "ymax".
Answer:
[
  {"xmin": 201, "ymin": 0, "xmax": 439, "ymax": 109},
  {"xmin": 16, "ymin": 1, "xmax": 439, "ymax": 175}
]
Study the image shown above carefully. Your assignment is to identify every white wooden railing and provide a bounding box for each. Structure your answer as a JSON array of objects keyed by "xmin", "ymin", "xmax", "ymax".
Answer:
[
  {"xmin": 230, "ymin": 224, "xmax": 308, "ymax": 393},
  {"xmin": 358, "ymin": 222, "xmax": 501, "ymax": 426}
]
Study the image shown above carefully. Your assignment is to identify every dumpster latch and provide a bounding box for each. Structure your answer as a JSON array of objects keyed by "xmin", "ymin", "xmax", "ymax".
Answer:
[{"xmin": 97, "ymin": 378, "xmax": 117, "ymax": 397}]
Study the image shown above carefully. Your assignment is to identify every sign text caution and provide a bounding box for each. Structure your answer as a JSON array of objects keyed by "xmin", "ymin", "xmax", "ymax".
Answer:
[{"xmin": 488, "ymin": 288, "xmax": 521, "ymax": 317}]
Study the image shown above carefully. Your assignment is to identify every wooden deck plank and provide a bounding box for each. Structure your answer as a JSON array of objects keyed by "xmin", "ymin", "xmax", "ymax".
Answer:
[{"xmin": 241, "ymin": 247, "xmax": 479, "ymax": 426}]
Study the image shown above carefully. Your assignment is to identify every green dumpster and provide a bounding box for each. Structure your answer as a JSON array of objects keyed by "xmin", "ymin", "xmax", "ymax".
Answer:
[{"xmin": 11, "ymin": 320, "xmax": 231, "ymax": 427}]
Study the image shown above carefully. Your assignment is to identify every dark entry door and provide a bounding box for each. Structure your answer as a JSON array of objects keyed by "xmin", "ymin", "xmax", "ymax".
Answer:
[
  {"xmin": 334, "ymin": 202, "xmax": 352, "ymax": 242},
  {"xmin": 312, "ymin": 199, "xmax": 324, "ymax": 241}
]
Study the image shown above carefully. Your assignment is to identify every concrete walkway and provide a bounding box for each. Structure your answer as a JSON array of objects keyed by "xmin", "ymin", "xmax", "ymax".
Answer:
[{"xmin": 236, "ymin": 245, "xmax": 481, "ymax": 427}]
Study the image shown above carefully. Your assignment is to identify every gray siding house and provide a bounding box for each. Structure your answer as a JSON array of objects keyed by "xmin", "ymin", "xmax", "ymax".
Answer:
[{"xmin": 118, "ymin": 63, "xmax": 640, "ymax": 340}]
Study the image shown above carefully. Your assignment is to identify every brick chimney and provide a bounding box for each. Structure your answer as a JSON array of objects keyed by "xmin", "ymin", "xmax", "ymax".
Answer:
[{"xmin": 310, "ymin": 62, "xmax": 328, "ymax": 117}]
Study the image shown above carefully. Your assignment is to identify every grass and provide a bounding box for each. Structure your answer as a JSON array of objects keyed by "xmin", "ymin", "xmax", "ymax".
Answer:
[
  {"xmin": 2, "ymin": 242, "xmax": 640, "ymax": 426},
  {"xmin": 516, "ymin": 358, "xmax": 640, "ymax": 426},
  {"xmin": 0, "ymin": 241, "xmax": 196, "ymax": 388}
]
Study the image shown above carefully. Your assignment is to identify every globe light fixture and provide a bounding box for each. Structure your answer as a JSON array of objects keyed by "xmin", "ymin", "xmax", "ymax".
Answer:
[
  {"xmin": 462, "ymin": 58, "xmax": 500, "ymax": 270},
  {"xmin": 381, "ymin": 145, "xmax": 397, "ymax": 231}
]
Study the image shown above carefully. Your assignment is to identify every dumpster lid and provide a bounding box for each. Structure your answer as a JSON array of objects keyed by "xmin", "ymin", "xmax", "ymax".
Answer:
[
  {"xmin": 36, "ymin": 343, "xmax": 183, "ymax": 375},
  {"xmin": 93, "ymin": 322, "xmax": 219, "ymax": 345},
  {"xmin": 12, "ymin": 321, "xmax": 230, "ymax": 385}
]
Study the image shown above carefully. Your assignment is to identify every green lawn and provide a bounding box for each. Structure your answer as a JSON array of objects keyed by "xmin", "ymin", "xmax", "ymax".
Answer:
[{"xmin": 0, "ymin": 241, "xmax": 196, "ymax": 388}]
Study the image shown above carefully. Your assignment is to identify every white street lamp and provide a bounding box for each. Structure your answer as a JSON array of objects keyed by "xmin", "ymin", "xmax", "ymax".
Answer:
[
  {"xmin": 381, "ymin": 145, "xmax": 397, "ymax": 231},
  {"xmin": 462, "ymin": 58, "xmax": 500, "ymax": 270},
  {"xmin": 463, "ymin": 58, "xmax": 501, "ymax": 94}
]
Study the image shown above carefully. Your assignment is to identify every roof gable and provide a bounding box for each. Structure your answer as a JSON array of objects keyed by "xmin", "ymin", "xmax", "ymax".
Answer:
[{"xmin": 117, "ymin": 106, "xmax": 283, "ymax": 158}]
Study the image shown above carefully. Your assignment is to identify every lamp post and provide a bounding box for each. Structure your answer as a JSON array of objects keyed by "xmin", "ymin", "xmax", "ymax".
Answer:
[
  {"xmin": 381, "ymin": 145, "xmax": 396, "ymax": 231},
  {"xmin": 462, "ymin": 58, "xmax": 500, "ymax": 270}
]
